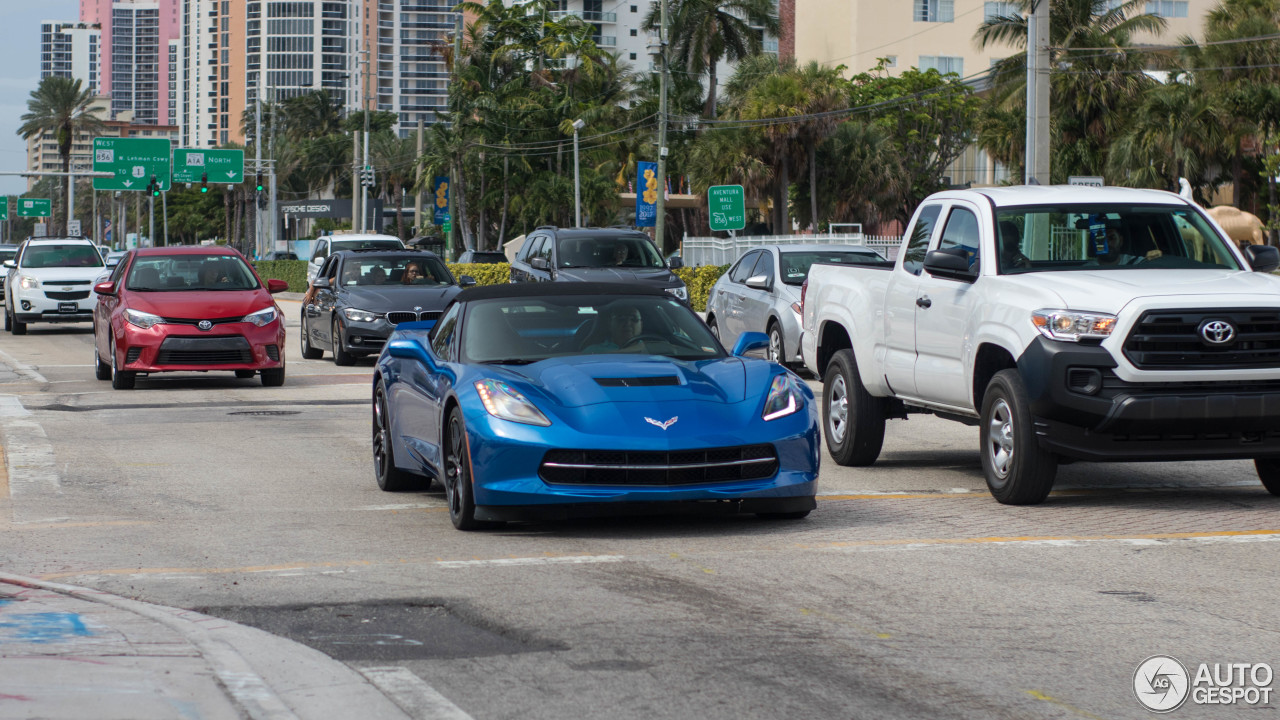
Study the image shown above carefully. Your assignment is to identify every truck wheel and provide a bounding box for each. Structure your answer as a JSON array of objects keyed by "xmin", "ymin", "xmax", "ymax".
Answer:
[
  {"xmin": 980, "ymin": 369, "xmax": 1057, "ymax": 505},
  {"xmin": 822, "ymin": 349, "xmax": 884, "ymax": 466},
  {"xmin": 1254, "ymin": 459, "xmax": 1280, "ymax": 496}
]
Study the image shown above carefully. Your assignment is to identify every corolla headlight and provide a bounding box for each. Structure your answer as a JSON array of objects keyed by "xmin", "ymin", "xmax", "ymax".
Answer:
[
  {"xmin": 124, "ymin": 308, "xmax": 163, "ymax": 329},
  {"xmin": 1031, "ymin": 309, "xmax": 1116, "ymax": 342},
  {"xmin": 475, "ymin": 379, "xmax": 551, "ymax": 426},
  {"xmin": 17, "ymin": 275, "xmax": 39, "ymax": 290},
  {"xmin": 343, "ymin": 307, "xmax": 382, "ymax": 323},
  {"xmin": 243, "ymin": 307, "xmax": 277, "ymax": 327},
  {"xmin": 666, "ymin": 285, "xmax": 688, "ymax": 301},
  {"xmin": 762, "ymin": 374, "xmax": 803, "ymax": 421}
]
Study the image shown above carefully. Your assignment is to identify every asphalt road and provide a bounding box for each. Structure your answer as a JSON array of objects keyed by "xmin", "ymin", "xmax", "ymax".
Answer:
[{"xmin": 1, "ymin": 299, "xmax": 1277, "ymax": 719}]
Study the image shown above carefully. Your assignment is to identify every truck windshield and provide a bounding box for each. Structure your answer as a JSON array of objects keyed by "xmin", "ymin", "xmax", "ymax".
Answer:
[{"xmin": 994, "ymin": 204, "xmax": 1242, "ymax": 274}]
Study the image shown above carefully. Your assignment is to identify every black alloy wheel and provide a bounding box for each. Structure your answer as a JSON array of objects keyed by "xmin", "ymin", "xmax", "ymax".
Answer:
[
  {"xmin": 444, "ymin": 407, "xmax": 498, "ymax": 530},
  {"xmin": 373, "ymin": 385, "xmax": 425, "ymax": 491}
]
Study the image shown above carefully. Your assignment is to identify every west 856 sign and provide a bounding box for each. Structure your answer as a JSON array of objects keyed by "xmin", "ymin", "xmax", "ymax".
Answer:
[{"xmin": 1134, "ymin": 656, "xmax": 1273, "ymax": 713}]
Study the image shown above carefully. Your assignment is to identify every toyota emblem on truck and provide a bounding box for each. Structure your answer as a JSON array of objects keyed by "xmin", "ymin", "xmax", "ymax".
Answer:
[{"xmin": 1200, "ymin": 320, "xmax": 1235, "ymax": 345}]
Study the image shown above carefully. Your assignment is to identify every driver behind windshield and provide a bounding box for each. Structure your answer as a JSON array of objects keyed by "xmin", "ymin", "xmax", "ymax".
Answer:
[{"xmin": 584, "ymin": 303, "xmax": 644, "ymax": 353}]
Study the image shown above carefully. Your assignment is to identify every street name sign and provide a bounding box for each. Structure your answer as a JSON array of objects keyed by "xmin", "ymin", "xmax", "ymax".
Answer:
[
  {"xmin": 93, "ymin": 137, "xmax": 172, "ymax": 192},
  {"xmin": 17, "ymin": 198, "xmax": 52, "ymax": 218},
  {"xmin": 708, "ymin": 184, "xmax": 746, "ymax": 232},
  {"xmin": 173, "ymin": 149, "xmax": 245, "ymax": 184}
]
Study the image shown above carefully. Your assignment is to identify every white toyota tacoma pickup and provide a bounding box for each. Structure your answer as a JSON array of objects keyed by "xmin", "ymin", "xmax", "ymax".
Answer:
[{"xmin": 801, "ymin": 185, "xmax": 1280, "ymax": 504}]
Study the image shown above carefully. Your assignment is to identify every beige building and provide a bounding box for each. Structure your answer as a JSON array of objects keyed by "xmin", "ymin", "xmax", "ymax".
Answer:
[
  {"xmin": 26, "ymin": 97, "xmax": 177, "ymax": 191},
  {"xmin": 797, "ymin": 1, "xmax": 1216, "ymax": 81}
]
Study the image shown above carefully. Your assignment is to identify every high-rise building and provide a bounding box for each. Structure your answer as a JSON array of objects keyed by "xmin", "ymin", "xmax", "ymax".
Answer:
[
  {"xmin": 40, "ymin": 21, "xmax": 103, "ymax": 93},
  {"xmin": 369, "ymin": 0, "xmax": 456, "ymax": 131},
  {"xmin": 796, "ymin": 0, "xmax": 1217, "ymax": 83},
  {"xmin": 180, "ymin": 0, "xmax": 248, "ymax": 148},
  {"xmin": 81, "ymin": 0, "xmax": 181, "ymax": 126}
]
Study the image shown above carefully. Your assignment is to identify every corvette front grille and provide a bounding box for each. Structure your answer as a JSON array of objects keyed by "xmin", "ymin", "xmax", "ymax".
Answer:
[{"xmin": 539, "ymin": 444, "xmax": 778, "ymax": 486}]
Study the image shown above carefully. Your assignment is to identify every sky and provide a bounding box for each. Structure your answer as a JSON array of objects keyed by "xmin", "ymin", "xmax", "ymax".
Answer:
[{"xmin": 0, "ymin": 0, "xmax": 81, "ymax": 198}]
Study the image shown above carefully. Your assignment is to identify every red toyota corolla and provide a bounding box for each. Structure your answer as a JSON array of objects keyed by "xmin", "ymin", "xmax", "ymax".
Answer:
[{"xmin": 92, "ymin": 246, "xmax": 289, "ymax": 389}]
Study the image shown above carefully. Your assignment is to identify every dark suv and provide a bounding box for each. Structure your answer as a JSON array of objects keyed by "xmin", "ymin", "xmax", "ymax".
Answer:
[{"xmin": 509, "ymin": 227, "xmax": 687, "ymax": 302}]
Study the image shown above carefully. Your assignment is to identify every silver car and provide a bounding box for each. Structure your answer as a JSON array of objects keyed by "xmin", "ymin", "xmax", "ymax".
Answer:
[{"xmin": 705, "ymin": 243, "xmax": 886, "ymax": 365}]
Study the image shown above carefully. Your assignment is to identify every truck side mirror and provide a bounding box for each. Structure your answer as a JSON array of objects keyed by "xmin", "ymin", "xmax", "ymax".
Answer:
[
  {"xmin": 923, "ymin": 249, "xmax": 978, "ymax": 283},
  {"xmin": 1245, "ymin": 244, "xmax": 1280, "ymax": 273}
]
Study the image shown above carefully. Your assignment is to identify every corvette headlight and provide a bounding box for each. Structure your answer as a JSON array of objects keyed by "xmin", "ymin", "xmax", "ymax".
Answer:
[
  {"xmin": 475, "ymin": 379, "xmax": 551, "ymax": 426},
  {"xmin": 17, "ymin": 275, "xmax": 39, "ymax": 290},
  {"xmin": 243, "ymin": 307, "xmax": 277, "ymax": 327},
  {"xmin": 1031, "ymin": 309, "xmax": 1116, "ymax": 342},
  {"xmin": 343, "ymin": 307, "xmax": 382, "ymax": 323},
  {"xmin": 125, "ymin": 309, "xmax": 163, "ymax": 329},
  {"xmin": 762, "ymin": 374, "xmax": 803, "ymax": 421},
  {"xmin": 666, "ymin": 285, "xmax": 688, "ymax": 300}
]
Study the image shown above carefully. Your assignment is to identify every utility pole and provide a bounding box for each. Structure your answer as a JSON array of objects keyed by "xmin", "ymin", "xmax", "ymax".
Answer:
[
  {"xmin": 654, "ymin": 0, "xmax": 670, "ymax": 251},
  {"xmin": 67, "ymin": 170, "xmax": 75, "ymax": 236},
  {"xmin": 415, "ymin": 118, "xmax": 424, "ymax": 234},
  {"xmin": 360, "ymin": 43, "xmax": 371, "ymax": 233},
  {"xmin": 161, "ymin": 190, "xmax": 168, "ymax": 246},
  {"xmin": 255, "ymin": 76, "xmax": 263, "ymax": 255},
  {"xmin": 1025, "ymin": 0, "xmax": 1050, "ymax": 186},
  {"xmin": 268, "ymin": 86, "xmax": 278, "ymax": 251},
  {"xmin": 352, "ymin": 130, "xmax": 361, "ymax": 233},
  {"xmin": 449, "ymin": 12, "xmax": 463, "ymax": 257}
]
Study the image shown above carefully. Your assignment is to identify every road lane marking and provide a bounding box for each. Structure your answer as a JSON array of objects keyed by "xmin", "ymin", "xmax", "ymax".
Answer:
[
  {"xmin": 809, "ymin": 528, "xmax": 1280, "ymax": 552},
  {"xmin": 0, "ymin": 396, "xmax": 61, "ymax": 524},
  {"xmin": 0, "ymin": 348, "xmax": 48, "ymax": 384},
  {"xmin": 1024, "ymin": 690, "xmax": 1107, "ymax": 720},
  {"xmin": 357, "ymin": 666, "xmax": 474, "ymax": 720},
  {"xmin": 436, "ymin": 555, "xmax": 625, "ymax": 568},
  {"xmin": 0, "ymin": 520, "xmax": 153, "ymax": 531}
]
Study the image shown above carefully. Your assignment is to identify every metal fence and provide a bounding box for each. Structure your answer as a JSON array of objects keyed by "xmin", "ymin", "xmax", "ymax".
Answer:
[{"xmin": 681, "ymin": 233, "xmax": 904, "ymax": 267}]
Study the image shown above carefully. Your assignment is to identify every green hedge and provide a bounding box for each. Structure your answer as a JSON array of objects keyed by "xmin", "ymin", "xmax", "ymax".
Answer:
[
  {"xmin": 252, "ymin": 260, "xmax": 309, "ymax": 293},
  {"xmin": 449, "ymin": 263, "xmax": 510, "ymax": 286},
  {"xmin": 675, "ymin": 264, "xmax": 730, "ymax": 312}
]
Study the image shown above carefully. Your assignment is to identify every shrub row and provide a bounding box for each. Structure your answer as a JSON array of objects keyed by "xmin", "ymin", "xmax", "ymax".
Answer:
[{"xmin": 252, "ymin": 260, "xmax": 731, "ymax": 312}]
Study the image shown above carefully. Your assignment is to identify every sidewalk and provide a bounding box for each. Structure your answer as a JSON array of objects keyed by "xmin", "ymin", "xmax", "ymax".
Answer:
[{"xmin": 0, "ymin": 573, "xmax": 414, "ymax": 720}]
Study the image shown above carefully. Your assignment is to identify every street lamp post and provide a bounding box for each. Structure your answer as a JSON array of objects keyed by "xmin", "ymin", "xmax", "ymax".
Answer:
[{"xmin": 572, "ymin": 118, "xmax": 585, "ymax": 228}]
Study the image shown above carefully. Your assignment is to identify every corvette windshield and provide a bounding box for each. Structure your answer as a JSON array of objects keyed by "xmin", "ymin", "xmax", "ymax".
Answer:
[
  {"xmin": 126, "ymin": 255, "xmax": 259, "ymax": 291},
  {"xmin": 995, "ymin": 204, "xmax": 1242, "ymax": 274},
  {"xmin": 463, "ymin": 295, "xmax": 722, "ymax": 363}
]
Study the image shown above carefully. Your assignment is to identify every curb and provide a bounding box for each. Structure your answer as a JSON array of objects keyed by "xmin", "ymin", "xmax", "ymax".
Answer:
[{"xmin": 0, "ymin": 572, "xmax": 412, "ymax": 720}]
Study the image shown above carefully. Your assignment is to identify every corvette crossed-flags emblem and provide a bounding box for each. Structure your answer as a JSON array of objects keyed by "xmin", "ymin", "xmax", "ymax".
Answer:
[{"xmin": 644, "ymin": 416, "xmax": 678, "ymax": 430}]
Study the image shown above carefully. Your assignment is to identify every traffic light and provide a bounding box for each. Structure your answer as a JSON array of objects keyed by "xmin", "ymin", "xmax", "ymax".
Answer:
[
  {"xmin": 255, "ymin": 172, "xmax": 264, "ymax": 193},
  {"xmin": 149, "ymin": 175, "xmax": 161, "ymax": 197},
  {"xmin": 360, "ymin": 166, "xmax": 376, "ymax": 188},
  {"xmin": 200, "ymin": 172, "xmax": 208, "ymax": 193}
]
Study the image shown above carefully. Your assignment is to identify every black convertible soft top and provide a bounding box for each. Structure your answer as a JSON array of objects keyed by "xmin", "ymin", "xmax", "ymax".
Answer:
[{"xmin": 458, "ymin": 281, "xmax": 672, "ymax": 301}]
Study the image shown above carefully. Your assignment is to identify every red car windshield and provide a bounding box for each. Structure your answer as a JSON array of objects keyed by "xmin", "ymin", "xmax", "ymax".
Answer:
[{"xmin": 127, "ymin": 255, "xmax": 260, "ymax": 291}]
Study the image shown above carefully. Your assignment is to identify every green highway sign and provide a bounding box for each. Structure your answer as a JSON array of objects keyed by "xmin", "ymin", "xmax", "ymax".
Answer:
[
  {"xmin": 0, "ymin": 197, "xmax": 7, "ymax": 221},
  {"xmin": 16, "ymin": 198, "xmax": 51, "ymax": 218},
  {"xmin": 93, "ymin": 137, "xmax": 172, "ymax": 192},
  {"xmin": 708, "ymin": 184, "xmax": 746, "ymax": 232},
  {"xmin": 173, "ymin": 149, "xmax": 245, "ymax": 184}
]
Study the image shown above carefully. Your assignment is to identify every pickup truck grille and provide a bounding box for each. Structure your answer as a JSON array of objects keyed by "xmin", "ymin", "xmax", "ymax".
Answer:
[{"xmin": 1123, "ymin": 309, "xmax": 1280, "ymax": 370}]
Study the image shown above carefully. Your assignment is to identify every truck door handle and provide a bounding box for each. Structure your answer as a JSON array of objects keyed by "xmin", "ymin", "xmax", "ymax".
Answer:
[{"xmin": 916, "ymin": 296, "xmax": 932, "ymax": 308}]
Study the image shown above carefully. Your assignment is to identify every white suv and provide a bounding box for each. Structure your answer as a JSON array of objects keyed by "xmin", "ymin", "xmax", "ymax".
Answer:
[{"xmin": 4, "ymin": 237, "xmax": 106, "ymax": 335}]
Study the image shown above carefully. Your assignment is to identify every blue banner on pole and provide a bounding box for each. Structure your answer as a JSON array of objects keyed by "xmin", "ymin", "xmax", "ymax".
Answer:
[
  {"xmin": 432, "ymin": 176, "xmax": 450, "ymax": 225},
  {"xmin": 635, "ymin": 161, "xmax": 658, "ymax": 228}
]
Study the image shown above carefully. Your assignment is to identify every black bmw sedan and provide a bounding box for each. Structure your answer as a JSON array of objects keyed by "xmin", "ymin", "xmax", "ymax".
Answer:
[{"xmin": 301, "ymin": 249, "xmax": 475, "ymax": 365}]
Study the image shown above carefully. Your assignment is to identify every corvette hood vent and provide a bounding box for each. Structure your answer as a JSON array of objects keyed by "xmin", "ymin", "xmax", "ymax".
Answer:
[{"xmin": 594, "ymin": 376, "xmax": 680, "ymax": 387}]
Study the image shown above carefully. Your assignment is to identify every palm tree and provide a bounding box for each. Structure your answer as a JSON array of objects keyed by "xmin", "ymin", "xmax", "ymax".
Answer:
[
  {"xmin": 372, "ymin": 133, "xmax": 419, "ymax": 242},
  {"xmin": 1106, "ymin": 77, "xmax": 1228, "ymax": 198},
  {"xmin": 645, "ymin": 0, "xmax": 781, "ymax": 119},
  {"xmin": 792, "ymin": 62, "xmax": 848, "ymax": 230},
  {"xmin": 18, "ymin": 76, "xmax": 105, "ymax": 234},
  {"xmin": 974, "ymin": 0, "xmax": 1167, "ymax": 181}
]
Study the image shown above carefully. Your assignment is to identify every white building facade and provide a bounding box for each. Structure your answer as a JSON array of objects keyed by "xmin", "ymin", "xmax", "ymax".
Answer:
[{"xmin": 40, "ymin": 21, "xmax": 103, "ymax": 93}]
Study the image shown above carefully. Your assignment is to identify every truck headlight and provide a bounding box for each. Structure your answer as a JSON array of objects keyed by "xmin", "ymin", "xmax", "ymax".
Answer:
[{"xmin": 1031, "ymin": 309, "xmax": 1116, "ymax": 342}]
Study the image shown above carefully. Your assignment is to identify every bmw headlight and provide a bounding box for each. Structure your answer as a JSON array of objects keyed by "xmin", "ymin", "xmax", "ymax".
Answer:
[
  {"xmin": 343, "ymin": 307, "xmax": 382, "ymax": 323},
  {"xmin": 762, "ymin": 374, "xmax": 803, "ymax": 421},
  {"xmin": 475, "ymin": 379, "xmax": 551, "ymax": 426},
  {"xmin": 666, "ymin": 285, "xmax": 688, "ymax": 301},
  {"xmin": 17, "ymin": 275, "xmax": 39, "ymax": 290},
  {"xmin": 1031, "ymin": 309, "xmax": 1116, "ymax": 342},
  {"xmin": 243, "ymin": 307, "xmax": 277, "ymax": 327},
  {"xmin": 124, "ymin": 308, "xmax": 163, "ymax": 329}
]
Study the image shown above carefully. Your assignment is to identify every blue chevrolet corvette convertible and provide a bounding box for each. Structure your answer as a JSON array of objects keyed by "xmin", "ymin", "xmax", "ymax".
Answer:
[{"xmin": 371, "ymin": 282, "xmax": 819, "ymax": 530}]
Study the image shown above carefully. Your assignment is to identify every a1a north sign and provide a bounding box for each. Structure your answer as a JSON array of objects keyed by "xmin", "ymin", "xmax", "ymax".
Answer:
[
  {"xmin": 173, "ymin": 149, "xmax": 245, "ymax": 184},
  {"xmin": 707, "ymin": 184, "xmax": 746, "ymax": 232},
  {"xmin": 16, "ymin": 198, "xmax": 52, "ymax": 218},
  {"xmin": 93, "ymin": 137, "xmax": 172, "ymax": 192}
]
